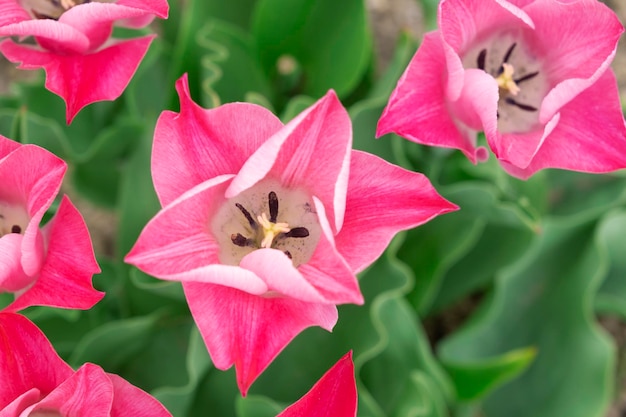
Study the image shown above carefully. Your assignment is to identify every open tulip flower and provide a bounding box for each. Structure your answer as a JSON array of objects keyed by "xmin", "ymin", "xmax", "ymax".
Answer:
[
  {"xmin": 377, "ymin": 0, "xmax": 626, "ymax": 179},
  {"xmin": 277, "ymin": 351, "xmax": 357, "ymax": 417},
  {"xmin": 0, "ymin": 0, "xmax": 169, "ymax": 123},
  {"xmin": 125, "ymin": 74, "xmax": 457, "ymax": 395},
  {"xmin": 0, "ymin": 312, "xmax": 172, "ymax": 417},
  {"xmin": 0, "ymin": 134, "xmax": 102, "ymax": 312}
]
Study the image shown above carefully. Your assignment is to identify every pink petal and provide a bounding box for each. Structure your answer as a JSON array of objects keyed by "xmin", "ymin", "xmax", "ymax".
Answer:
[
  {"xmin": 5, "ymin": 196, "xmax": 103, "ymax": 313},
  {"xmin": 0, "ymin": 20, "xmax": 89, "ymax": 54},
  {"xmin": 108, "ymin": 373, "xmax": 173, "ymax": 417},
  {"xmin": 183, "ymin": 283, "xmax": 338, "ymax": 396},
  {"xmin": 116, "ymin": 0, "xmax": 169, "ymax": 19},
  {"xmin": 0, "ymin": 36, "xmax": 155, "ymax": 124},
  {"xmin": 277, "ymin": 351, "xmax": 357, "ymax": 417},
  {"xmin": 0, "ymin": 313, "xmax": 73, "ymax": 408},
  {"xmin": 0, "ymin": 0, "xmax": 30, "ymax": 27},
  {"xmin": 152, "ymin": 74, "xmax": 283, "ymax": 206},
  {"xmin": 335, "ymin": 151, "xmax": 458, "ymax": 274},
  {"xmin": 0, "ymin": 142, "xmax": 66, "ymax": 277},
  {"xmin": 57, "ymin": 2, "xmax": 162, "ymax": 50},
  {"xmin": 0, "ymin": 134, "xmax": 20, "ymax": 160},
  {"xmin": 125, "ymin": 175, "xmax": 268, "ymax": 295},
  {"xmin": 438, "ymin": 0, "xmax": 533, "ymax": 101},
  {"xmin": 439, "ymin": 0, "xmax": 534, "ymax": 54},
  {"xmin": 0, "ymin": 233, "xmax": 31, "ymax": 293},
  {"xmin": 376, "ymin": 32, "xmax": 480, "ymax": 162},
  {"xmin": 239, "ymin": 249, "xmax": 327, "ymax": 303},
  {"xmin": 298, "ymin": 203, "xmax": 363, "ymax": 305},
  {"xmin": 0, "ymin": 388, "xmax": 40, "ymax": 417},
  {"xmin": 31, "ymin": 364, "xmax": 113, "ymax": 417},
  {"xmin": 524, "ymin": 0, "xmax": 623, "ymax": 124},
  {"xmin": 227, "ymin": 90, "xmax": 352, "ymax": 233},
  {"xmin": 500, "ymin": 70, "xmax": 626, "ymax": 179}
]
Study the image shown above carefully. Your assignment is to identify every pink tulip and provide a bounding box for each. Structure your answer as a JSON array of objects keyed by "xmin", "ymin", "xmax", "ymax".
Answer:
[
  {"xmin": 0, "ymin": 0, "xmax": 169, "ymax": 123},
  {"xmin": 0, "ymin": 134, "xmax": 102, "ymax": 312},
  {"xmin": 125, "ymin": 74, "xmax": 457, "ymax": 395},
  {"xmin": 0, "ymin": 312, "xmax": 173, "ymax": 417},
  {"xmin": 277, "ymin": 351, "xmax": 357, "ymax": 417},
  {"xmin": 377, "ymin": 0, "xmax": 626, "ymax": 179}
]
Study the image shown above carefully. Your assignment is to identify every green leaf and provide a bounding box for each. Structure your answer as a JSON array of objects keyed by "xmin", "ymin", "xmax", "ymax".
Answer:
[
  {"xmin": 439, "ymin": 218, "xmax": 614, "ymax": 417},
  {"xmin": 594, "ymin": 210, "xmax": 626, "ymax": 319},
  {"xmin": 68, "ymin": 313, "xmax": 161, "ymax": 369},
  {"xmin": 252, "ymin": 0, "xmax": 372, "ymax": 99},
  {"xmin": 197, "ymin": 19, "xmax": 273, "ymax": 106},
  {"xmin": 116, "ymin": 127, "xmax": 160, "ymax": 260},
  {"xmin": 441, "ymin": 347, "xmax": 537, "ymax": 401},
  {"xmin": 236, "ymin": 396, "xmax": 284, "ymax": 417}
]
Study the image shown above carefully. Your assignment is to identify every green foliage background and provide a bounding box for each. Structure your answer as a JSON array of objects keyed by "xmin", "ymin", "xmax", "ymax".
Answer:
[{"xmin": 1, "ymin": 0, "xmax": 625, "ymax": 416}]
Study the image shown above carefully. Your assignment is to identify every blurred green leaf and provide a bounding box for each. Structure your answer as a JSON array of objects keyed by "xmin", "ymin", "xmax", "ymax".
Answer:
[
  {"xmin": 439, "ymin": 218, "xmax": 614, "ymax": 417},
  {"xmin": 197, "ymin": 19, "xmax": 273, "ymax": 106},
  {"xmin": 236, "ymin": 396, "xmax": 284, "ymax": 417},
  {"xmin": 594, "ymin": 210, "xmax": 626, "ymax": 319},
  {"xmin": 152, "ymin": 327, "xmax": 213, "ymax": 416},
  {"xmin": 252, "ymin": 0, "xmax": 372, "ymax": 99},
  {"xmin": 441, "ymin": 347, "xmax": 536, "ymax": 401}
]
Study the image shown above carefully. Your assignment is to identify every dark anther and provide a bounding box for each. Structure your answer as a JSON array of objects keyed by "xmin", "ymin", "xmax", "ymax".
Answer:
[
  {"xmin": 231, "ymin": 233, "xmax": 253, "ymax": 247},
  {"xmin": 503, "ymin": 43, "xmax": 517, "ymax": 64},
  {"xmin": 505, "ymin": 97, "xmax": 538, "ymax": 112},
  {"xmin": 11, "ymin": 225, "xmax": 21, "ymax": 234},
  {"xmin": 515, "ymin": 71, "xmax": 539, "ymax": 85},
  {"xmin": 284, "ymin": 251, "xmax": 292, "ymax": 259},
  {"xmin": 268, "ymin": 191, "xmax": 279, "ymax": 223},
  {"xmin": 477, "ymin": 49, "xmax": 487, "ymax": 71},
  {"xmin": 236, "ymin": 203, "xmax": 257, "ymax": 229},
  {"xmin": 32, "ymin": 10, "xmax": 57, "ymax": 19},
  {"xmin": 285, "ymin": 227, "xmax": 309, "ymax": 238},
  {"xmin": 497, "ymin": 43, "xmax": 517, "ymax": 75},
  {"xmin": 496, "ymin": 111, "xmax": 500, "ymax": 119}
]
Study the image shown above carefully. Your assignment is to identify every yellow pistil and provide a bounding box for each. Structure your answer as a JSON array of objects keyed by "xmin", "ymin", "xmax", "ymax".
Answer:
[
  {"xmin": 257, "ymin": 212, "xmax": 290, "ymax": 249},
  {"xmin": 60, "ymin": 0, "xmax": 77, "ymax": 9},
  {"xmin": 495, "ymin": 63, "xmax": 520, "ymax": 96}
]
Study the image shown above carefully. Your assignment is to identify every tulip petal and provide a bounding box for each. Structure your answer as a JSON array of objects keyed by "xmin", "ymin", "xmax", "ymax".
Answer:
[
  {"xmin": 377, "ymin": 32, "xmax": 480, "ymax": 162},
  {"xmin": 5, "ymin": 196, "xmax": 103, "ymax": 312},
  {"xmin": 278, "ymin": 351, "xmax": 357, "ymax": 417},
  {"xmin": 183, "ymin": 283, "xmax": 338, "ymax": 396},
  {"xmin": 0, "ymin": 313, "xmax": 73, "ymax": 408},
  {"xmin": 31, "ymin": 364, "xmax": 113, "ymax": 417},
  {"xmin": 108, "ymin": 373, "xmax": 173, "ymax": 417},
  {"xmin": 227, "ymin": 90, "xmax": 352, "ymax": 233},
  {"xmin": 335, "ymin": 151, "xmax": 458, "ymax": 274},
  {"xmin": 0, "ymin": 1, "xmax": 30, "ymax": 27},
  {"xmin": 125, "ymin": 175, "xmax": 269, "ymax": 295},
  {"xmin": 299, "ymin": 198, "xmax": 363, "ymax": 305},
  {"xmin": 240, "ymin": 249, "xmax": 326, "ymax": 303},
  {"xmin": 0, "ymin": 233, "xmax": 31, "ymax": 293},
  {"xmin": 0, "ymin": 20, "xmax": 89, "ymax": 53},
  {"xmin": 153, "ymin": 75, "xmax": 283, "ymax": 206},
  {"xmin": 501, "ymin": 70, "xmax": 626, "ymax": 179},
  {"xmin": 0, "ymin": 36, "xmax": 155, "ymax": 124}
]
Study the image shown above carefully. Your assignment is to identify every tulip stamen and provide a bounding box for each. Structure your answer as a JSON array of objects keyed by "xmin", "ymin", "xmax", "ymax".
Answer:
[
  {"xmin": 477, "ymin": 49, "xmax": 487, "ymax": 71},
  {"xmin": 236, "ymin": 203, "xmax": 257, "ymax": 229},
  {"xmin": 515, "ymin": 71, "xmax": 540, "ymax": 85},
  {"xmin": 504, "ymin": 97, "xmax": 538, "ymax": 112}
]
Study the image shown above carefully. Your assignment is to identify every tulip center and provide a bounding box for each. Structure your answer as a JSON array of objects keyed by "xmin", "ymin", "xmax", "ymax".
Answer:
[
  {"xmin": 0, "ymin": 202, "xmax": 28, "ymax": 238},
  {"xmin": 20, "ymin": 0, "xmax": 114, "ymax": 20},
  {"xmin": 212, "ymin": 179, "xmax": 321, "ymax": 268},
  {"xmin": 464, "ymin": 35, "xmax": 548, "ymax": 134}
]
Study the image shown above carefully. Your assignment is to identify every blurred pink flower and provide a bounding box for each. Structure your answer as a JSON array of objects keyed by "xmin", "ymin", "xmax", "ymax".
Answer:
[
  {"xmin": 277, "ymin": 351, "xmax": 357, "ymax": 417},
  {"xmin": 0, "ymin": 0, "xmax": 169, "ymax": 123},
  {"xmin": 0, "ymin": 312, "xmax": 172, "ymax": 417},
  {"xmin": 377, "ymin": 0, "xmax": 626, "ymax": 179},
  {"xmin": 0, "ymin": 134, "xmax": 102, "ymax": 312},
  {"xmin": 125, "ymin": 74, "xmax": 457, "ymax": 395}
]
